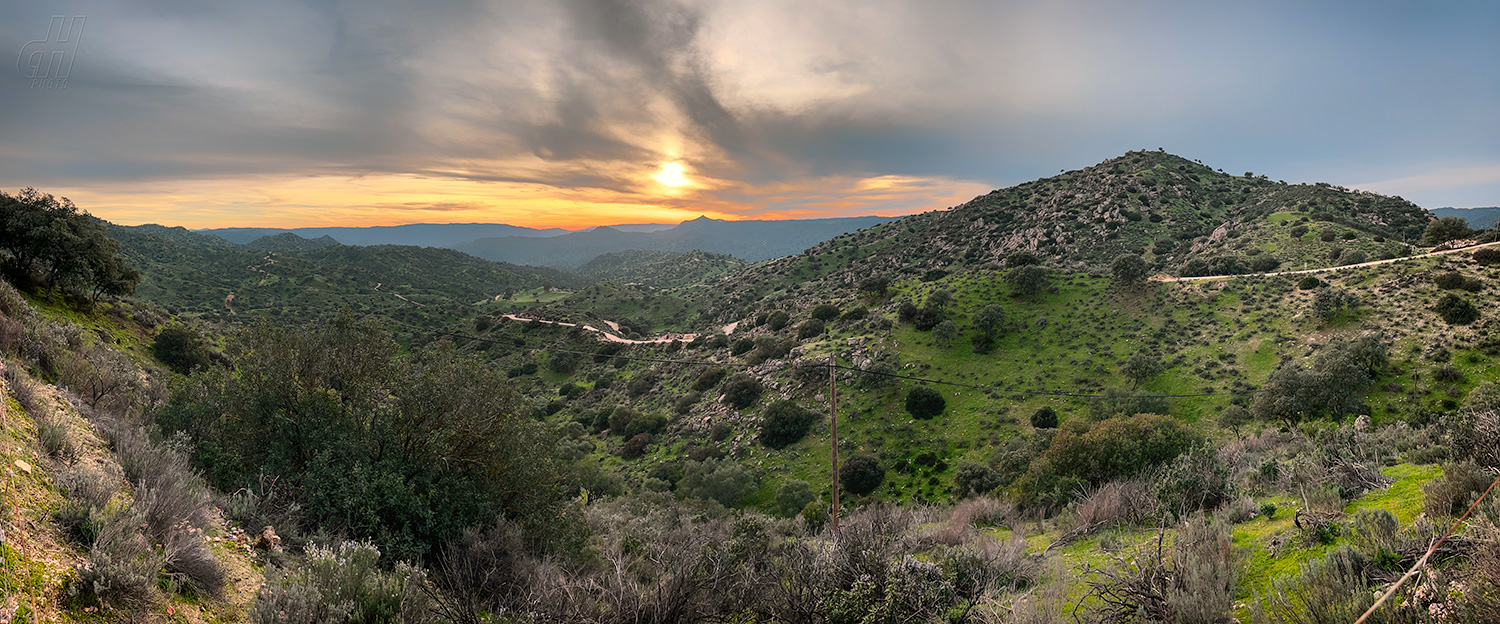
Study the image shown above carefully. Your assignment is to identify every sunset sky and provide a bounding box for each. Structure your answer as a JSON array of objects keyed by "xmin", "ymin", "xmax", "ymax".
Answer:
[{"xmin": 2, "ymin": 1, "xmax": 1497, "ymax": 229}]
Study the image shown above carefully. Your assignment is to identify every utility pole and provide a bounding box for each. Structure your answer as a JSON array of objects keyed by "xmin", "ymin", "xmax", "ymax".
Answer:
[{"xmin": 829, "ymin": 360, "xmax": 840, "ymax": 534}]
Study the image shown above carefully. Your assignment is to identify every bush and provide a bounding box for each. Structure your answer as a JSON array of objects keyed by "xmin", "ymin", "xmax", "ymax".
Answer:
[
  {"xmin": 617, "ymin": 433, "xmax": 652, "ymax": 459},
  {"xmin": 1006, "ymin": 265, "xmax": 1049, "ymax": 296},
  {"xmin": 905, "ymin": 387, "xmax": 946, "ymax": 420},
  {"xmin": 931, "ymin": 320, "xmax": 957, "ymax": 347},
  {"xmin": 1435, "ymin": 293, "xmax": 1480, "ymax": 325},
  {"xmin": 694, "ymin": 367, "xmax": 727, "ymax": 391},
  {"xmin": 624, "ymin": 413, "xmax": 667, "ymax": 437},
  {"xmin": 76, "ymin": 506, "xmax": 166, "ymax": 611},
  {"xmin": 1250, "ymin": 256, "xmax": 1280, "ymax": 273},
  {"xmin": 730, "ymin": 338, "xmax": 756, "ymax": 355},
  {"xmin": 809, "ymin": 304, "xmax": 842, "ymax": 321},
  {"xmin": 722, "ymin": 374, "xmax": 764, "ymax": 409},
  {"xmin": 676, "ymin": 459, "xmax": 757, "ymax": 506},
  {"xmin": 776, "ymin": 480, "xmax": 816, "ymax": 517},
  {"xmin": 1153, "ymin": 446, "xmax": 1232, "ymax": 516},
  {"xmin": 954, "ymin": 463, "xmax": 1004, "ymax": 498},
  {"xmin": 626, "ymin": 371, "xmax": 658, "ymax": 397},
  {"xmin": 1474, "ymin": 247, "xmax": 1500, "ymax": 265},
  {"xmin": 153, "ymin": 327, "xmax": 211, "ymax": 375},
  {"xmin": 759, "ymin": 400, "xmax": 819, "ymax": 450},
  {"xmin": 1297, "ymin": 276, "xmax": 1323, "ymax": 290},
  {"xmin": 1006, "ymin": 251, "xmax": 1040, "ymax": 267},
  {"xmin": 1014, "ymin": 414, "xmax": 1198, "ymax": 507},
  {"xmin": 1424, "ymin": 460, "xmax": 1493, "ymax": 517},
  {"xmin": 765, "ymin": 310, "xmax": 790, "ymax": 331},
  {"xmin": 841, "ymin": 454, "xmax": 885, "ymax": 496},
  {"xmin": 251, "ymin": 541, "xmax": 423, "ymax": 624},
  {"xmin": 796, "ymin": 318, "xmax": 826, "ymax": 339},
  {"xmin": 674, "ymin": 392, "xmax": 700, "ymax": 415},
  {"xmin": 1111, "ymin": 254, "xmax": 1149, "ymax": 285},
  {"xmin": 1030, "ymin": 406, "xmax": 1058, "ymax": 429},
  {"xmin": 1433, "ymin": 269, "xmax": 1482, "ymax": 291}
]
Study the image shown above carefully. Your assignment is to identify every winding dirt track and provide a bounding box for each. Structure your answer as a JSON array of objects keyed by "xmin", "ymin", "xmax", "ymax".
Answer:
[
  {"xmin": 1156, "ymin": 241, "xmax": 1499, "ymax": 283},
  {"xmin": 502, "ymin": 314, "xmax": 698, "ymax": 345}
]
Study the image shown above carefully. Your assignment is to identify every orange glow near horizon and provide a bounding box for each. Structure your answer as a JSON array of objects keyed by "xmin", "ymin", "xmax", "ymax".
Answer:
[{"xmin": 30, "ymin": 170, "xmax": 992, "ymax": 230}]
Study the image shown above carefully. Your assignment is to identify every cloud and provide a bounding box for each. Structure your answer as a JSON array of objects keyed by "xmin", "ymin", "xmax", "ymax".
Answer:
[{"xmin": 0, "ymin": 0, "xmax": 1496, "ymax": 224}]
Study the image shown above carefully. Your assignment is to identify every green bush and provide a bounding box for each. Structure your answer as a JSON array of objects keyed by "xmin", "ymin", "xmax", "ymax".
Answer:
[
  {"xmin": 841, "ymin": 454, "xmax": 885, "ymax": 496},
  {"xmin": 759, "ymin": 400, "xmax": 819, "ymax": 450},
  {"xmin": 1434, "ymin": 293, "xmax": 1479, "ymax": 325},
  {"xmin": 905, "ymin": 387, "xmax": 945, "ymax": 420},
  {"xmin": 624, "ymin": 413, "xmax": 667, "ymax": 437},
  {"xmin": 152, "ymin": 327, "xmax": 211, "ymax": 375},
  {"xmin": 1029, "ymin": 406, "xmax": 1058, "ymax": 429},
  {"xmin": 954, "ymin": 463, "xmax": 1004, "ymax": 498},
  {"xmin": 1013, "ymin": 414, "xmax": 1198, "ymax": 507},
  {"xmin": 677, "ymin": 458, "xmax": 757, "ymax": 507},
  {"xmin": 765, "ymin": 310, "xmax": 790, "ymax": 331},
  {"xmin": 694, "ymin": 367, "xmax": 727, "ymax": 391},
  {"xmin": 796, "ymin": 318, "xmax": 826, "ymax": 339},
  {"xmin": 1006, "ymin": 265, "xmax": 1049, "ymax": 296},
  {"xmin": 722, "ymin": 374, "xmax": 764, "ymax": 409},
  {"xmin": 1297, "ymin": 276, "xmax": 1323, "ymax": 290},
  {"xmin": 775, "ymin": 480, "xmax": 816, "ymax": 517},
  {"xmin": 251, "ymin": 541, "xmax": 423, "ymax": 624},
  {"xmin": 617, "ymin": 433, "xmax": 651, "ymax": 460},
  {"xmin": 809, "ymin": 304, "xmax": 842, "ymax": 321},
  {"xmin": 1474, "ymin": 247, "xmax": 1500, "ymax": 265}
]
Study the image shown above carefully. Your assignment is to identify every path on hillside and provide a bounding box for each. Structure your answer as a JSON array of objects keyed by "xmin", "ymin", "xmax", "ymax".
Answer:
[
  {"xmin": 501, "ymin": 314, "xmax": 698, "ymax": 345},
  {"xmin": 1156, "ymin": 240, "xmax": 1499, "ymax": 283}
]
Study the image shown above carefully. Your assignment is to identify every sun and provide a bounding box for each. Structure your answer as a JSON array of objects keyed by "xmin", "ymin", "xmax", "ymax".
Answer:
[{"xmin": 653, "ymin": 161, "xmax": 690, "ymax": 188}]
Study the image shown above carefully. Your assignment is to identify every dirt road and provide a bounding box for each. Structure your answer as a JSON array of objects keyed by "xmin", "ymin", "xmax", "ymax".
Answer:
[{"xmin": 1157, "ymin": 240, "xmax": 1498, "ymax": 283}]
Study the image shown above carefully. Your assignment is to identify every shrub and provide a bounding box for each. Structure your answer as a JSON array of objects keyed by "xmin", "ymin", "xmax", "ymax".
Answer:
[
  {"xmin": 759, "ymin": 400, "xmax": 819, "ymax": 450},
  {"xmin": 1433, "ymin": 269, "xmax": 1482, "ymax": 291},
  {"xmin": 1423, "ymin": 460, "xmax": 1493, "ymax": 517},
  {"xmin": 765, "ymin": 310, "xmax": 790, "ymax": 331},
  {"xmin": 677, "ymin": 458, "xmax": 757, "ymax": 506},
  {"xmin": 673, "ymin": 392, "xmax": 700, "ymax": 415},
  {"xmin": 1434, "ymin": 293, "xmax": 1479, "ymax": 325},
  {"xmin": 608, "ymin": 406, "xmax": 638, "ymax": 434},
  {"xmin": 1474, "ymin": 247, "xmax": 1500, "ymax": 265},
  {"xmin": 1015, "ymin": 414, "xmax": 1198, "ymax": 507},
  {"xmin": 153, "ymin": 326, "xmax": 211, "ymax": 375},
  {"xmin": 694, "ymin": 367, "xmax": 727, "ymax": 391},
  {"xmin": 626, "ymin": 371, "xmax": 658, "ymax": 397},
  {"xmin": 841, "ymin": 306, "xmax": 868, "ymax": 321},
  {"xmin": 1006, "ymin": 251, "xmax": 1040, "ymax": 267},
  {"xmin": 897, "ymin": 302, "xmax": 918, "ymax": 324},
  {"xmin": 801, "ymin": 500, "xmax": 829, "ymax": 530},
  {"xmin": 905, "ymin": 387, "xmax": 945, "ymax": 420},
  {"xmin": 1250, "ymin": 256, "xmax": 1280, "ymax": 273},
  {"xmin": 954, "ymin": 463, "xmax": 1004, "ymax": 498},
  {"xmin": 1006, "ymin": 265, "xmax": 1049, "ymax": 296},
  {"xmin": 76, "ymin": 506, "xmax": 166, "ymax": 611},
  {"xmin": 1153, "ymin": 446, "xmax": 1232, "ymax": 516},
  {"xmin": 930, "ymin": 320, "xmax": 957, "ymax": 347},
  {"xmin": 775, "ymin": 480, "xmax": 816, "ymax": 517},
  {"xmin": 722, "ymin": 374, "xmax": 764, "ymax": 409},
  {"xmin": 617, "ymin": 433, "xmax": 651, "ymax": 459},
  {"xmin": 730, "ymin": 338, "xmax": 756, "ymax": 355},
  {"xmin": 809, "ymin": 304, "xmax": 842, "ymax": 321},
  {"xmin": 624, "ymin": 413, "xmax": 667, "ymax": 437},
  {"xmin": 858, "ymin": 277, "xmax": 890, "ymax": 299},
  {"xmin": 1030, "ymin": 406, "xmax": 1058, "ymax": 429},
  {"xmin": 251, "ymin": 541, "xmax": 422, "ymax": 624},
  {"xmin": 1111, "ymin": 254, "xmax": 1149, "ymax": 285},
  {"xmin": 1297, "ymin": 276, "xmax": 1323, "ymax": 290},
  {"xmin": 841, "ymin": 454, "xmax": 885, "ymax": 496},
  {"xmin": 796, "ymin": 318, "xmax": 826, "ymax": 339}
]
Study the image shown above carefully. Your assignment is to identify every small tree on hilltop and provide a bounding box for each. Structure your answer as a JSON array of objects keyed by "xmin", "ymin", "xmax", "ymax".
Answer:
[{"xmin": 905, "ymin": 386, "xmax": 946, "ymax": 419}]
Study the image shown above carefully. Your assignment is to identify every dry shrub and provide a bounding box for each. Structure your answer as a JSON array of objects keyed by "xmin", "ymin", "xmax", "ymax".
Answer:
[
  {"xmin": 75, "ymin": 506, "xmax": 166, "ymax": 611},
  {"xmin": 951, "ymin": 496, "xmax": 1019, "ymax": 529},
  {"xmin": 1081, "ymin": 514, "xmax": 1239, "ymax": 624},
  {"xmin": 1424, "ymin": 460, "xmax": 1496, "ymax": 518},
  {"xmin": 1065, "ymin": 479, "xmax": 1158, "ymax": 539}
]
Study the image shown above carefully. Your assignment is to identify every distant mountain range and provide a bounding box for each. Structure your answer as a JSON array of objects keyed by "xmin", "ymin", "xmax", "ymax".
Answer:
[
  {"xmin": 1430, "ymin": 207, "xmax": 1500, "ymax": 230},
  {"xmin": 203, "ymin": 223, "xmax": 568, "ymax": 247},
  {"xmin": 454, "ymin": 215, "xmax": 900, "ymax": 267}
]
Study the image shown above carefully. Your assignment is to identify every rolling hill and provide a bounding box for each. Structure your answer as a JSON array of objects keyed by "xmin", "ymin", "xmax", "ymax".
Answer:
[
  {"xmin": 454, "ymin": 215, "xmax": 901, "ymax": 267},
  {"xmin": 573, "ymin": 249, "xmax": 747, "ymax": 289}
]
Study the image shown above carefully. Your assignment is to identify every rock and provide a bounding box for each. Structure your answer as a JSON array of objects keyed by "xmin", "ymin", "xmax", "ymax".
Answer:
[
  {"xmin": 13, "ymin": 459, "xmax": 31, "ymax": 475},
  {"xmin": 256, "ymin": 526, "xmax": 282, "ymax": 553}
]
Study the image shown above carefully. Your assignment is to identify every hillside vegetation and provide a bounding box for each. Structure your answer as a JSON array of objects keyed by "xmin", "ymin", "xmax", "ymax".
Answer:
[
  {"xmin": 574, "ymin": 249, "xmax": 747, "ymax": 289},
  {"xmin": 4, "ymin": 153, "xmax": 1500, "ymax": 623}
]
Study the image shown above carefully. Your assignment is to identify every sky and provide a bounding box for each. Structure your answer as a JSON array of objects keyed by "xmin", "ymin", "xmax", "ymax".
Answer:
[{"xmin": 2, "ymin": 1, "xmax": 1497, "ymax": 229}]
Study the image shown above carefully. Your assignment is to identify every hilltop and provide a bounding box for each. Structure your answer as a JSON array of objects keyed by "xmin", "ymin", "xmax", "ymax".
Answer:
[{"xmin": 574, "ymin": 249, "xmax": 747, "ymax": 289}]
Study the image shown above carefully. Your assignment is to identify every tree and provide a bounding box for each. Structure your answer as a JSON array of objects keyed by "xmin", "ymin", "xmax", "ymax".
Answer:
[
  {"xmin": 1006, "ymin": 265, "xmax": 1049, "ymax": 297},
  {"xmin": 1250, "ymin": 337, "xmax": 1383, "ymax": 427},
  {"xmin": 153, "ymin": 327, "xmax": 211, "ymax": 375},
  {"xmin": 905, "ymin": 386, "xmax": 946, "ymax": 419},
  {"xmin": 1423, "ymin": 216, "xmax": 1474, "ymax": 246},
  {"xmin": 1220, "ymin": 405, "xmax": 1251, "ymax": 433},
  {"xmin": 677, "ymin": 458, "xmax": 757, "ymax": 507},
  {"xmin": 759, "ymin": 400, "xmax": 819, "ymax": 450},
  {"xmin": 1311, "ymin": 287, "xmax": 1359, "ymax": 323},
  {"xmin": 0, "ymin": 188, "xmax": 138, "ymax": 299},
  {"xmin": 954, "ymin": 463, "xmax": 1004, "ymax": 498},
  {"xmin": 931, "ymin": 320, "xmax": 958, "ymax": 348},
  {"xmin": 1435, "ymin": 294, "xmax": 1480, "ymax": 325},
  {"xmin": 1111, "ymin": 253, "xmax": 1149, "ymax": 286},
  {"xmin": 970, "ymin": 304, "xmax": 1006, "ymax": 354},
  {"xmin": 1006, "ymin": 251, "xmax": 1040, "ymax": 267},
  {"xmin": 796, "ymin": 318, "xmax": 826, "ymax": 339},
  {"xmin": 840, "ymin": 454, "xmax": 885, "ymax": 496},
  {"xmin": 775, "ymin": 480, "xmax": 816, "ymax": 517},
  {"xmin": 765, "ymin": 310, "xmax": 790, "ymax": 331},
  {"xmin": 809, "ymin": 304, "xmax": 842, "ymax": 321},
  {"xmin": 722, "ymin": 374, "xmax": 764, "ymax": 409},
  {"xmin": 1030, "ymin": 406, "xmax": 1058, "ymax": 429},
  {"xmin": 1121, "ymin": 352, "xmax": 1164, "ymax": 389},
  {"xmin": 858, "ymin": 277, "xmax": 891, "ymax": 300}
]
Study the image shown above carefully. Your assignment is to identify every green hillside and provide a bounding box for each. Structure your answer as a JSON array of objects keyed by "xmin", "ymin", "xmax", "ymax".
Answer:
[{"xmin": 574, "ymin": 249, "xmax": 747, "ymax": 288}]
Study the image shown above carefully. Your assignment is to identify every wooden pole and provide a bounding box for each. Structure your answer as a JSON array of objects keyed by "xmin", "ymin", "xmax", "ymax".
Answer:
[{"xmin": 829, "ymin": 360, "xmax": 840, "ymax": 534}]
